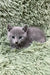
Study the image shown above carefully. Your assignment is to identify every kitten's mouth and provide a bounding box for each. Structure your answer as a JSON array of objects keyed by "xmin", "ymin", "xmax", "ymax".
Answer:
[
  {"xmin": 15, "ymin": 44, "xmax": 21, "ymax": 48},
  {"xmin": 15, "ymin": 42, "xmax": 24, "ymax": 47},
  {"xmin": 15, "ymin": 42, "xmax": 21, "ymax": 46}
]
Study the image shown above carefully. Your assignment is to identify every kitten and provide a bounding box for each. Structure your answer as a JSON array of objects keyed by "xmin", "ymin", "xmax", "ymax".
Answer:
[{"xmin": 7, "ymin": 25, "xmax": 46, "ymax": 49}]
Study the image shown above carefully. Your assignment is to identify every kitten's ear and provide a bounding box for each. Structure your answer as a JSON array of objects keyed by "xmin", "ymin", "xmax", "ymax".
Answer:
[
  {"xmin": 22, "ymin": 25, "xmax": 28, "ymax": 32},
  {"xmin": 7, "ymin": 25, "xmax": 12, "ymax": 31}
]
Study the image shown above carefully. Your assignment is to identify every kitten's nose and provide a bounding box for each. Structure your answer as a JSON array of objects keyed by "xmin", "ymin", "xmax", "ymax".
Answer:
[{"xmin": 15, "ymin": 41, "xmax": 18, "ymax": 44}]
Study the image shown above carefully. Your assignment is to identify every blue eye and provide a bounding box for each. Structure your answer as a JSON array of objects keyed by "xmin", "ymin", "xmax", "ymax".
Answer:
[
  {"xmin": 12, "ymin": 36, "xmax": 15, "ymax": 39},
  {"xmin": 19, "ymin": 36, "xmax": 22, "ymax": 39}
]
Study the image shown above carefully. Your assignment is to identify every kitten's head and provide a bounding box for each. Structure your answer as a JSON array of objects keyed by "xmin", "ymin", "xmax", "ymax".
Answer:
[{"xmin": 7, "ymin": 25, "xmax": 28, "ymax": 47}]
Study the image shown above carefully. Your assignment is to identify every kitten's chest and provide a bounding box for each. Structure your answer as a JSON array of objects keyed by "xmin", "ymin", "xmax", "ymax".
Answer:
[{"xmin": 22, "ymin": 39, "xmax": 32, "ymax": 47}]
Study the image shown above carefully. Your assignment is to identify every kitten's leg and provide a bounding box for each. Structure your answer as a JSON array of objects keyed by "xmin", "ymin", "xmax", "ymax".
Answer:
[{"xmin": 39, "ymin": 38, "xmax": 46, "ymax": 43}]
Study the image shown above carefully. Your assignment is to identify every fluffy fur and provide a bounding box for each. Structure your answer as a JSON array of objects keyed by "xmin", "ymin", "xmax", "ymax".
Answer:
[{"xmin": 7, "ymin": 25, "xmax": 46, "ymax": 49}]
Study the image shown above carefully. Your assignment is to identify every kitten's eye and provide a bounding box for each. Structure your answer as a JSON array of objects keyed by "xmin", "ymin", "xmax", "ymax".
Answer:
[
  {"xmin": 19, "ymin": 36, "xmax": 22, "ymax": 39},
  {"xmin": 12, "ymin": 36, "xmax": 15, "ymax": 39}
]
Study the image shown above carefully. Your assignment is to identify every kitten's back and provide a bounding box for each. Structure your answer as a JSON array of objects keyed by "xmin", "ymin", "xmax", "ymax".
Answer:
[{"xmin": 27, "ymin": 27, "xmax": 46, "ymax": 43}]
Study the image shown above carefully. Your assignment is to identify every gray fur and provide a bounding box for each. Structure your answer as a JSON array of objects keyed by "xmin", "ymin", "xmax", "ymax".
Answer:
[{"xmin": 7, "ymin": 25, "xmax": 46, "ymax": 49}]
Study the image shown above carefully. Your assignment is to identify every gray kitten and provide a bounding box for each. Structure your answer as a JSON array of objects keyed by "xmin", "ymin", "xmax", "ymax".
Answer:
[{"xmin": 7, "ymin": 25, "xmax": 46, "ymax": 49}]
